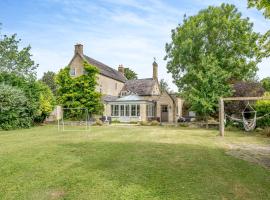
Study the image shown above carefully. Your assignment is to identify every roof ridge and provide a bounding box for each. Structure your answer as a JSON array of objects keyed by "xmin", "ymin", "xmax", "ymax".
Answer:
[{"xmin": 83, "ymin": 54, "xmax": 127, "ymax": 83}]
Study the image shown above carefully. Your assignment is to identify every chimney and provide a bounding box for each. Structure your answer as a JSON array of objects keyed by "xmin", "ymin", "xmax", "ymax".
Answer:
[
  {"xmin": 118, "ymin": 64, "xmax": 125, "ymax": 76},
  {"xmin": 153, "ymin": 58, "xmax": 158, "ymax": 80},
  {"xmin": 74, "ymin": 43, "xmax": 83, "ymax": 55}
]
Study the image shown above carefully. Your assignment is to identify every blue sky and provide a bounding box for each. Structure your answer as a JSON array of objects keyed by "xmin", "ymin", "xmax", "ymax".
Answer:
[{"xmin": 0, "ymin": 0, "xmax": 269, "ymax": 91}]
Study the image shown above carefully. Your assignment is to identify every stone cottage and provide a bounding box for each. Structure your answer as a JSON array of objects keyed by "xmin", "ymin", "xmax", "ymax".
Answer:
[{"xmin": 68, "ymin": 44, "xmax": 183, "ymax": 123}]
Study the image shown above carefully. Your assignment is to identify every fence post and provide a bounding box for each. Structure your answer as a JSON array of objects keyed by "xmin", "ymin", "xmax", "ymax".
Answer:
[{"xmin": 219, "ymin": 98, "xmax": 225, "ymax": 137}]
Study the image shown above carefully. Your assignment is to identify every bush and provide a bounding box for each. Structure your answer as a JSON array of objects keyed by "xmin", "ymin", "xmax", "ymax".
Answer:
[
  {"xmin": 139, "ymin": 121, "xmax": 149, "ymax": 126},
  {"xmin": 94, "ymin": 119, "xmax": 103, "ymax": 126},
  {"xmin": 179, "ymin": 123, "xmax": 189, "ymax": 127},
  {"xmin": 0, "ymin": 72, "xmax": 55, "ymax": 124},
  {"xmin": 111, "ymin": 120, "xmax": 120, "ymax": 124},
  {"xmin": 35, "ymin": 82, "xmax": 56, "ymax": 123},
  {"xmin": 0, "ymin": 84, "xmax": 32, "ymax": 130},
  {"xmin": 255, "ymin": 92, "xmax": 270, "ymax": 128},
  {"xmin": 150, "ymin": 120, "xmax": 160, "ymax": 126}
]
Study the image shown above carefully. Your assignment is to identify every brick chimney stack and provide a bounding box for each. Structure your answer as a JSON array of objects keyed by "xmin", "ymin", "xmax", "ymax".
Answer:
[
  {"xmin": 74, "ymin": 43, "xmax": 83, "ymax": 55},
  {"xmin": 153, "ymin": 58, "xmax": 158, "ymax": 80},
  {"xmin": 118, "ymin": 64, "xmax": 125, "ymax": 76}
]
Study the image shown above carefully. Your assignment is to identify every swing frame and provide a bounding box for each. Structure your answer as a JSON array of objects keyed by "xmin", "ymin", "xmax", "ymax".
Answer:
[{"xmin": 219, "ymin": 96, "xmax": 270, "ymax": 137}]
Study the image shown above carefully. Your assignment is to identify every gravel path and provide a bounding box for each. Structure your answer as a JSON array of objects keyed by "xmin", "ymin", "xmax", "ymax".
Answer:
[{"xmin": 225, "ymin": 143, "xmax": 270, "ymax": 169}]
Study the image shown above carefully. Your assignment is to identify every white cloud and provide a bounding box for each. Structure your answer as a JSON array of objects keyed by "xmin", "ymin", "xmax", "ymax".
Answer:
[{"xmin": 5, "ymin": 0, "xmax": 269, "ymax": 92}]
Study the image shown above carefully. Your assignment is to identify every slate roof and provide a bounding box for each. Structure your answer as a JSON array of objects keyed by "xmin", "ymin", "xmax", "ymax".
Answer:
[
  {"xmin": 84, "ymin": 55, "xmax": 127, "ymax": 83},
  {"xmin": 121, "ymin": 78, "xmax": 157, "ymax": 96},
  {"xmin": 102, "ymin": 95, "xmax": 119, "ymax": 102}
]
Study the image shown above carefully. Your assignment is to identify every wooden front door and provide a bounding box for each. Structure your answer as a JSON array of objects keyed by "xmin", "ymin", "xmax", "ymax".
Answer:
[{"xmin": 161, "ymin": 105, "xmax": 169, "ymax": 122}]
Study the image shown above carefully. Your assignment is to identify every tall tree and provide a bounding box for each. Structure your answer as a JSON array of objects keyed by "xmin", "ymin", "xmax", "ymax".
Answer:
[
  {"xmin": 124, "ymin": 68, "xmax": 137, "ymax": 80},
  {"xmin": 165, "ymin": 4, "xmax": 262, "ymax": 122},
  {"xmin": 56, "ymin": 62, "xmax": 103, "ymax": 116},
  {"xmin": 40, "ymin": 71, "xmax": 57, "ymax": 95},
  {"xmin": 0, "ymin": 25, "xmax": 38, "ymax": 80},
  {"xmin": 248, "ymin": 0, "xmax": 270, "ymax": 18},
  {"xmin": 160, "ymin": 79, "xmax": 170, "ymax": 92},
  {"xmin": 124, "ymin": 68, "xmax": 138, "ymax": 80},
  {"xmin": 248, "ymin": 0, "xmax": 270, "ymax": 57}
]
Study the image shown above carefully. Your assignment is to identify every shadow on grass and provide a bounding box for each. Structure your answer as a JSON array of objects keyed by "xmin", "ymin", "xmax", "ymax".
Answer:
[{"xmin": 59, "ymin": 141, "xmax": 270, "ymax": 200}]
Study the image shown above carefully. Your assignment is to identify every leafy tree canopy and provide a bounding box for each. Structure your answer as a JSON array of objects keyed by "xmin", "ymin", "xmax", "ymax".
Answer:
[
  {"xmin": 160, "ymin": 79, "xmax": 170, "ymax": 92},
  {"xmin": 40, "ymin": 71, "xmax": 57, "ymax": 95},
  {"xmin": 225, "ymin": 81, "xmax": 265, "ymax": 115},
  {"xmin": 248, "ymin": 0, "xmax": 270, "ymax": 58},
  {"xmin": 261, "ymin": 77, "xmax": 270, "ymax": 92},
  {"xmin": 248, "ymin": 0, "xmax": 270, "ymax": 18},
  {"xmin": 56, "ymin": 62, "xmax": 103, "ymax": 116},
  {"xmin": 165, "ymin": 4, "xmax": 263, "ymax": 119},
  {"xmin": 124, "ymin": 68, "xmax": 137, "ymax": 80},
  {"xmin": 0, "ymin": 24, "xmax": 38, "ymax": 80}
]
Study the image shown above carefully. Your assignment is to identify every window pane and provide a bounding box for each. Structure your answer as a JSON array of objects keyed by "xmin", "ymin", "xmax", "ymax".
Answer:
[
  {"xmin": 111, "ymin": 105, "xmax": 114, "ymax": 116},
  {"xmin": 131, "ymin": 105, "xmax": 136, "ymax": 116},
  {"xmin": 125, "ymin": 105, "xmax": 130, "ymax": 116},
  {"xmin": 70, "ymin": 68, "xmax": 76, "ymax": 76},
  {"xmin": 137, "ymin": 105, "xmax": 140, "ymax": 116},
  {"xmin": 120, "ymin": 105, "xmax": 125, "ymax": 116},
  {"xmin": 147, "ymin": 104, "xmax": 155, "ymax": 117},
  {"xmin": 115, "ymin": 105, "xmax": 119, "ymax": 116}
]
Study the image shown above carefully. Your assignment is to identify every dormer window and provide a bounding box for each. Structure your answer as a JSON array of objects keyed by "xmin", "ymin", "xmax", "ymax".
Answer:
[
  {"xmin": 70, "ymin": 68, "xmax": 76, "ymax": 76},
  {"xmin": 121, "ymin": 91, "xmax": 127, "ymax": 96}
]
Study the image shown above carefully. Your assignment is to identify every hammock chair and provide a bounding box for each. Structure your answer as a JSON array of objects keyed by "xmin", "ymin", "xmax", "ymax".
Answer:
[
  {"xmin": 241, "ymin": 102, "xmax": 257, "ymax": 132},
  {"xmin": 225, "ymin": 101, "xmax": 257, "ymax": 132}
]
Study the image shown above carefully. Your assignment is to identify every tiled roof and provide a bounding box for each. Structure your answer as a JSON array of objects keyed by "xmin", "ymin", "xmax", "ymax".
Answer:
[
  {"xmin": 121, "ymin": 78, "xmax": 157, "ymax": 96},
  {"xmin": 84, "ymin": 55, "xmax": 127, "ymax": 83},
  {"xmin": 102, "ymin": 95, "xmax": 119, "ymax": 102}
]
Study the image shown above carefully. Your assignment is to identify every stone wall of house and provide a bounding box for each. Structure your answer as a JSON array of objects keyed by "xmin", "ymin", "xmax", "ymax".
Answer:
[
  {"xmin": 69, "ymin": 55, "xmax": 85, "ymax": 77},
  {"xmin": 69, "ymin": 54, "xmax": 124, "ymax": 97},
  {"xmin": 96, "ymin": 74, "xmax": 124, "ymax": 96},
  {"xmin": 156, "ymin": 92, "xmax": 175, "ymax": 123},
  {"xmin": 144, "ymin": 92, "xmax": 174, "ymax": 123}
]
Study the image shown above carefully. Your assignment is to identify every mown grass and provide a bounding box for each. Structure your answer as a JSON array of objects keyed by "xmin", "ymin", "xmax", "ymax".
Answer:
[{"xmin": 0, "ymin": 125, "xmax": 270, "ymax": 200}]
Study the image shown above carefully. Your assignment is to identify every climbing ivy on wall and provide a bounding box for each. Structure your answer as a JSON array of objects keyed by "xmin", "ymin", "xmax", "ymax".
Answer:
[{"xmin": 56, "ymin": 61, "xmax": 103, "ymax": 117}]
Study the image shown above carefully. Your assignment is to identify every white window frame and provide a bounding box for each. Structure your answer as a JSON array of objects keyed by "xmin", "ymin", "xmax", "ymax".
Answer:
[
  {"xmin": 70, "ymin": 68, "xmax": 76, "ymax": 76},
  {"xmin": 111, "ymin": 104, "xmax": 140, "ymax": 117},
  {"xmin": 147, "ymin": 104, "xmax": 155, "ymax": 117}
]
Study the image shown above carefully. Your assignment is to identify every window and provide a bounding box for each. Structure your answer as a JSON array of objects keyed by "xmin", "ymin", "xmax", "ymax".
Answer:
[
  {"xmin": 161, "ymin": 105, "xmax": 168, "ymax": 112},
  {"xmin": 111, "ymin": 104, "xmax": 140, "ymax": 117},
  {"xmin": 137, "ymin": 105, "xmax": 140, "ymax": 116},
  {"xmin": 147, "ymin": 104, "xmax": 155, "ymax": 117},
  {"xmin": 131, "ymin": 105, "xmax": 136, "ymax": 116},
  {"xmin": 111, "ymin": 105, "xmax": 119, "ymax": 116},
  {"xmin": 120, "ymin": 105, "xmax": 125, "ymax": 116},
  {"xmin": 125, "ymin": 105, "xmax": 130, "ymax": 116},
  {"xmin": 70, "ymin": 68, "xmax": 76, "ymax": 76}
]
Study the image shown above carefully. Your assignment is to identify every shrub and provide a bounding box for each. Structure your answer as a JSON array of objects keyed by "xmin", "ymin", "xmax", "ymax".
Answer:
[
  {"xmin": 94, "ymin": 119, "xmax": 103, "ymax": 126},
  {"xmin": 0, "ymin": 84, "xmax": 32, "ymax": 130},
  {"xmin": 255, "ymin": 92, "xmax": 270, "ymax": 128},
  {"xmin": 0, "ymin": 72, "xmax": 55, "ymax": 124},
  {"xmin": 111, "ymin": 120, "xmax": 120, "ymax": 124},
  {"xmin": 139, "ymin": 121, "xmax": 149, "ymax": 126},
  {"xmin": 179, "ymin": 123, "xmax": 189, "ymax": 127},
  {"xmin": 35, "ymin": 82, "xmax": 56, "ymax": 123},
  {"xmin": 150, "ymin": 120, "xmax": 160, "ymax": 126}
]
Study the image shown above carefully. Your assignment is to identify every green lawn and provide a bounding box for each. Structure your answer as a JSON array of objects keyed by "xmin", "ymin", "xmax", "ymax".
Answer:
[{"xmin": 0, "ymin": 125, "xmax": 270, "ymax": 200}]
